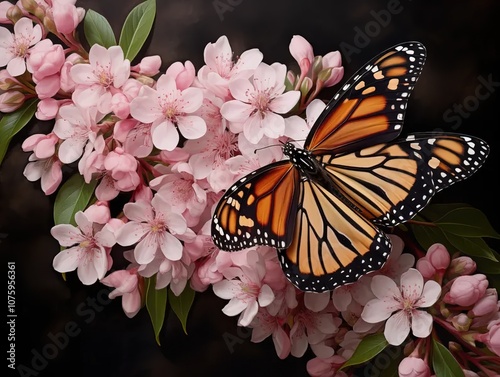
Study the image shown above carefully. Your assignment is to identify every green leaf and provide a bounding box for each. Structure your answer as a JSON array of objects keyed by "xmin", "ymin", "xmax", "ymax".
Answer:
[
  {"xmin": 475, "ymin": 256, "xmax": 500, "ymax": 274},
  {"xmin": 360, "ymin": 345, "xmax": 405, "ymax": 377},
  {"xmin": 434, "ymin": 207, "xmax": 500, "ymax": 239},
  {"xmin": 432, "ymin": 339, "xmax": 465, "ymax": 377},
  {"xmin": 410, "ymin": 222, "xmax": 451, "ymax": 252},
  {"xmin": 146, "ymin": 276, "xmax": 167, "ymax": 345},
  {"xmin": 445, "ymin": 233, "xmax": 497, "ymax": 261},
  {"xmin": 119, "ymin": 0, "xmax": 156, "ymax": 61},
  {"xmin": 341, "ymin": 333, "xmax": 388, "ymax": 369},
  {"xmin": 53, "ymin": 174, "xmax": 97, "ymax": 226},
  {"xmin": 168, "ymin": 286, "xmax": 195, "ymax": 334},
  {"xmin": 84, "ymin": 9, "xmax": 117, "ymax": 48},
  {"xmin": 0, "ymin": 98, "xmax": 38, "ymax": 165}
]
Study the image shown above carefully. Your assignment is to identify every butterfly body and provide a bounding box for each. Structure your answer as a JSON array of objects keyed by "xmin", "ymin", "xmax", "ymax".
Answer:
[{"xmin": 211, "ymin": 41, "xmax": 490, "ymax": 292}]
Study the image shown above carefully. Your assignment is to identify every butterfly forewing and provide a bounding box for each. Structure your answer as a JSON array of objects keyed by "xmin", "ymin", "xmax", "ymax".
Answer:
[
  {"xmin": 319, "ymin": 133, "xmax": 489, "ymax": 227},
  {"xmin": 305, "ymin": 41, "xmax": 426, "ymax": 155},
  {"xmin": 279, "ymin": 179, "xmax": 391, "ymax": 292},
  {"xmin": 405, "ymin": 133, "xmax": 490, "ymax": 192},
  {"xmin": 212, "ymin": 161, "xmax": 300, "ymax": 251}
]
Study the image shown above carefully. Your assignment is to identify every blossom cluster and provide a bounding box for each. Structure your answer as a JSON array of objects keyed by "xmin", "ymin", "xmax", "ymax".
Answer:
[{"xmin": 1, "ymin": 1, "xmax": 499, "ymax": 376}]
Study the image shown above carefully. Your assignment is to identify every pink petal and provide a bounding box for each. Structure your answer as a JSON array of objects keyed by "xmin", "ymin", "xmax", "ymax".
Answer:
[
  {"xmin": 7, "ymin": 56, "xmax": 26, "ymax": 76},
  {"xmin": 400, "ymin": 268, "xmax": 424, "ymax": 302},
  {"xmin": 122, "ymin": 291, "xmax": 142, "ymax": 318},
  {"xmin": 115, "ymin": 221, "xmax": 149, "ymax": 246},
  {"xmin": 238, "ymin": 300, "xmax": 259, "ymax": 326},
  {"xmin": 371, "ymin": 275, "xmax": 401, "ymax": 300},
  {"xmin": 70, "ymin": 64, "xmax": 96, "ymax": 84},
  {"xmin": 260, "ymin": 111, "xmax": 285, "ymax": 138},
  {"xmin": 159, "ymin": 232, "xmax": 183, "ymax": 261},
  {"xmin": 252, "ymin": 63, "xmax": 276, "ymax": 92},
  {"xmin": 228, "ymin": 78, "xmax": 254, "ymax": 102},
  {"xmin": 222, "ymin": 297, "xmax": 247, "ymax": 316},
  {"xmin": 77, "ymin": 259, "xmax": 98, "ymax": 285},
  {"xmin": 134, "ymin": 233, "xmax": 158, "ymax": 264},
  {"xmin": 151, "ymin": 120, "xmax": 179, "ymax": 151},
  {"xmin": 176, "ymin": 115, "xmax": 206, "ymax": 140},
  {"xmin": 361, "ymin": 297, "xmax": 401, "ymax": 323},
  {"xmin": 384, "ymin": 311, "xmax": 410, "ymax": 346},
  {"xmin": 179, "ymin": 87, "xmax": 203, "ymax": 113},
  {"xmin": 418, "ymin": 280, "xmax": 442, "ymax": 308},
  {"xmin": 304, "ymin": 291, "xmax": 331, "ymax": 312},
  {"xmin": 50, "ymin": 224, "xmax": 84, "ymax": 246},
  {"xmin": 411, "ymin": 310, "xmax": 434, "ymax": 338},
  {"xmin": 92, "ymin": 247, "xmax": 108, "ymax": 280},
  {"xmin": 123, "ymin": 200, "xmax": 154, "ymax": 222},
  {"xmin": 130, "ymin": 86, "xmax": 162, "ymax": 123},
  {"xmin": 258, "ymin": 284, "xmax": 275, "ymax": 307},
  {"xmin": 243, "ymin": 114, "xmax": 265, "ymax": 144},
  {"xmin": 272, "ymin": 326, "xmax": 291, "ymax": 360},
  {"xmin": 58, "ymin": 137, "xmax": 86, "ymax": 164},
  {"xmin": 269, "ymin": 91, "xmax": 300, "ymax": 114},
  {"xmin": 52, "ymin": 247, "xmax": 82, "ymax": 272},
  {"xmin": 220, "ymin": 100, "xmax": 254, "ymax": 123},
  {"xmin": 213, "ymin": 280, "xmax": 239, "ymax": 300}
]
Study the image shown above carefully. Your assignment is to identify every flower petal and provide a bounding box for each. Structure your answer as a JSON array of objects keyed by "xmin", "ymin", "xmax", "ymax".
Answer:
[
  {"xmin": 361, "ymin": 297, "xmax": 400, "ymax": 323},
  {"xmin": 411, "ymin": 310, "xmax": 434, "ymax": 338},
  {"xmin": 400, "ymin": 268, "xmax": 424, "ymax": 302},
  {"xmin": 384, "ymin": 311, "xmax": 410, "ymax": 346},
  {"xmin": 418, "ymin": 280, "xmax": 442, "ymax": 308}
]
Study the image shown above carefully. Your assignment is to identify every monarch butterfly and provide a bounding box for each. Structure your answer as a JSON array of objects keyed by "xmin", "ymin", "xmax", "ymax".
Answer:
[{"xmin": 211, "ymin": 41, "xmax": 489, "ymax": 292}]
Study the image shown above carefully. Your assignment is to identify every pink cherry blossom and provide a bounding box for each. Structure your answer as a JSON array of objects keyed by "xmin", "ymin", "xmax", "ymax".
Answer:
[
  {"xmin": 213, "ymin": 250, "xmax": 275, "ymax": 327},
  {"xmin": 398, "ymin": 357, "xmax": 431, "ymax": 377},
  {"xmin": 22, "ymin": 154, "xmax": 62, "ymax": 195},
  {"xmin": 361, "ymin": 268, "xmax": 441, "ymax": 346},
  {"xmin": 220, "ymin": 62, "xmax": 300, "ymax": 144},
  {"xmin": 0, "ymin": 17, "xmax": 42, "ymax": 76},
  {"xmin": 115, "ymin": 195, "xmax": 188, "ymax": 265},
  {"xmin": 197, "ymin": 35, "xmax": 263, "ymax": 100},
  {"xmin": 71, "ymin": 44, "xmax": 130, "ymax": 113},
  {"xmin": 250, "ymin": 307, "xmax": 291, "ymax": 359},
  {"xmin": 27, "ymin": 39, "xmax": 65, "ymax": 81},
  {"xmin": 51, "ymin": 211, "xmax": 115, "ymax": 285},
  {"xmin": 320, "ymin": 50, "xmax": 344, "ymax": 87},
  {"xmin": 153, "ymin": 164, "xmax": 207, "ymax": 228},
  {"xmin": 103, "ymin": 147, "xmax": 140, "ymax": 192},
  {"xmin": 21, "ymin": 132, "xmax": 58, "ymax": 159},
  {"xmin": 290, "ymin": 303, "xmax": 340, "ymax": 357},
  {"xmin": 130, "ymin": 73, "xmax": 206, "ymax": 151},
  {"xmin": 101, "ymin": 266, "xmax": 143, "ymax": 318}
]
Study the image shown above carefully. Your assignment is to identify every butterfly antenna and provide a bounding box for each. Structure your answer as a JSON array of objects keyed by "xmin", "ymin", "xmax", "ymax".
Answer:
[{"xmin": 253, "ymin": 143, "xmax": 283, "ymax": 154}]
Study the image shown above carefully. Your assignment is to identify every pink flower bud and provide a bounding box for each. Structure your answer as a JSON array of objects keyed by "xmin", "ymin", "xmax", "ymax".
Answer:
[
  {"xmin": 444, "ymin": 274, "xmax": 489, "ymax": 307},
  {"xmin": 84, "ymin": 201, "xmax": 111, "ymax": 224},
  {"xmin": 27, "ymin": 39, "xmax": 65, "ymax": 81},
  {"xmin": 398, "ymin": 357, "xmax": 431, "ymax": 377},
  {"xmin": 426, "ymin": 243, "xmax": 450, "ymax": 272},
  {"xmin": 463, "ymin": 370, "xmax": 480, "ymax": 377},
  {"xmin": 0, "ymin": 90, "xmax": 25, "ymax": 112},
  {"xmin": 104, "ymin": 148, "xmax": 138, "ymax": 177},
  {"xmin": 447, "ymin": 256, "xmax": 477, "ymax": 278},
  {"xmin": 131, "ymin": 55, "xmax": 162, "ymax": 76},
  {"xmin": 320, "ymin": 51, "xmax": 344, "ymax": 87},
  {"xmin": 165, "ymin": 60, "xmax": 195, "ymax": 90},
  {"xmin": 289, "ymin": 35, "xmax": 314, "ymax": 76},
  {"xmin": 110, "ymin": 92, "xmax": 130, "ymax": 119},
  {"xmin": 485, "ymin": 320, "xmax": 500, "ymax": 356},
  {"xmin": 51, "ymin": 1, "xmax": 84, "ymax": 34},
  {"xmin": 59, "ymin": 53, "xmax": 81, "ymax": 93},
  {"xmin": 471, "ymin": 288, "xmax": 498, "ymax": 317},
  {"xmin": 416, "ymin": 257, "xmax": 436, "ymax": 279},
  {"xmin": 0, "ymin": 69, "xmax": 22, "ymax": 91},
  {"xmin": 35, "ymin": 98, "xmax": 68, "ymax": 120}
]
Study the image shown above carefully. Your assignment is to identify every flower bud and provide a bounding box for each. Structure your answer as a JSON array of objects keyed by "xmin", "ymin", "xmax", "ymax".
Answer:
[
  {"xmin": 486, "ymin": 320, "xmax": 500, "ymax": 356},
  {"xmin": 416, "ymin": 257, "xmax": 435, "ymax": 279},
  {"xmin": 165, "ymin": 60, "xmax": 195, "ymax": 90},
  {"xmin": 0, "ymin": 70, "xmax": 22, "ymax": 91},
  {"xmin": 447, "ymin": 256, "xmax": 477, "ymax": 279},
  {"xmin": 285, "ymin": 70, "xmax": 296, "ymax": 90},
  {"xmin": 289, "ymin": 35, "xmax": 314, "ymax": 76},
  {"xmin": 444, "ymin": 274, "xmax": 489, "ymax": 307},
  {"xmin": 84, "ymin": 201, "xmax": 111, "ymax": 224},
  {"xmin": 398, "ymin": 357, "xmax": 431, "ymax": 377},
  {"xmin": 426, "ymin": 243, "xmax": 450, "ymax": 272},
  {"xmin": 20, "ymin": 0, "xmax": 37, "ymax": 13},
  {"xmin": 0, "ymin": 90, "xmax": 25, "ymax": 112},
  {"xmin": 300, "ymin": 76, "xmax": 312, "ymax": 97},
  {"xmin": 451, "ymin": 313, "xmax": 472, "ymax": 331},
  {"xmin": 471, "ymin": 288, "xmax": 498, "ymax": 317},
  {"xmin": 6, "ymin": 4, "xmax": 23, "ymax": 23},
  {"xmin": 131, "ymin": 55, "xmax": 162, "ymax": 76}
]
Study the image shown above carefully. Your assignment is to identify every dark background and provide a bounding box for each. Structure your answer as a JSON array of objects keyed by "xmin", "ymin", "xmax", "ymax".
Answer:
[{"xmin": 1, "ymin": 0, "xmax": 499, "ymax": 376}]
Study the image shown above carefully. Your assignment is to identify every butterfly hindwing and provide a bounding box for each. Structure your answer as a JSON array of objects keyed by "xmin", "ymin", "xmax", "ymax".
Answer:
[
  {"xmin": 211, "ymin": 161, "xmax": 300, "ymax": 251},
  {"xmin": 306, "ymin": 41, "xmax": 426, "ymax": 155},
  {"xmin": 278, "ymin": 179, "xmax": 391, "ymax": 292}
]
